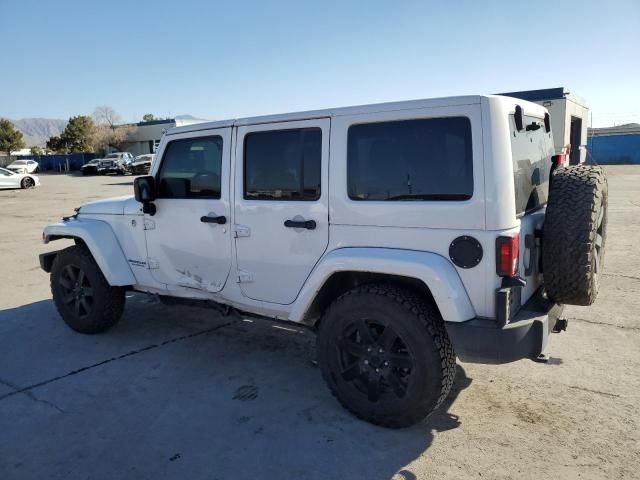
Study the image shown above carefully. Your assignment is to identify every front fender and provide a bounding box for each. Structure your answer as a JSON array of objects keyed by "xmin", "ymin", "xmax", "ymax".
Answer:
[
  {"xmin": 290, "ymin": 247, "xmax": 475, "ymax": 323},
  {"xmin": 43, "ymin": 218, "xmax": 136, "ymax": 286}
]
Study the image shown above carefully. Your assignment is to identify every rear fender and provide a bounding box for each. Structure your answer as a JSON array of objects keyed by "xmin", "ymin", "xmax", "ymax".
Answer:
[
  {"xmin": 290, "ymin": 247, "xmax": 475, "ymax": 323},
  {"xmin": 42, "ymin": 218, "xmax": 136, "ymax": 286}
]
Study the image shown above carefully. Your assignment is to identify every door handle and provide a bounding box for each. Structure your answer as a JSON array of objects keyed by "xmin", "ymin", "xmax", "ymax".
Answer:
[
  {"xmin": 284, "ymin": 219, "xmax": 316, "ymax": 230},
  {"xmin": 200, "ymin": 215, "xmax": 227, "ymax": 224}
]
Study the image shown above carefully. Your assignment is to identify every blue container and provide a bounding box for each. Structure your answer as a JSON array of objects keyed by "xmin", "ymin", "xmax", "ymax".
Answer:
[{"xmin": 587, "ymin": 134, "xmax": 640, "ymax": 164}]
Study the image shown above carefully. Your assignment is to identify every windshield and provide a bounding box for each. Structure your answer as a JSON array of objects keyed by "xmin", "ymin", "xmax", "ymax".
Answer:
[
  {"xmin": 11, "ymin": 160, "xmax": 27, "ymax": 165},
  {"xmin": 0, "ymin": 167, "xmax": 15, "ymax": 175},
  {"xmin": 105, "ymin": 153, "xmax": 120, "ymax": 159}
]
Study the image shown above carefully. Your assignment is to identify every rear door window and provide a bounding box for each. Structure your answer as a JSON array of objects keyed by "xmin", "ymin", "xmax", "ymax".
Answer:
[
  {"xmin": 510, "ymin": 114, "xmax": 554, "ymax": 215},
  {"xmin": 347, "ymin": 117, "xmax": 473, "ymax": 201},
  {"xmin": 244, "ymin": 128, "xmax": 321, "ymax": 201}
]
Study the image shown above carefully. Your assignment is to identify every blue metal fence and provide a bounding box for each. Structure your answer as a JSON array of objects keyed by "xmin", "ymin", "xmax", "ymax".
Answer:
[
  {"xmin": 9, "ymin": 153, "xmax": 100, "ymax": 171},
  {"xmin": 587, "ymin": 134, "xmax": 640, "ymax": 164}
]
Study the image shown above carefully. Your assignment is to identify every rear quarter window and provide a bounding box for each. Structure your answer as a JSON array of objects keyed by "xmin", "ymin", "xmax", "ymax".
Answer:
[
  {"xmin": 510, "ymin": 114, "xmax": 554, "ymax": 215},
  {"xmin": 347, "ymin": 117, "xmax": 473, "ymax": 201}
]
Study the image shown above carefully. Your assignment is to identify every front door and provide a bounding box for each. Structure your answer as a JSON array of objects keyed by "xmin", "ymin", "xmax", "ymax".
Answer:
[
  {"xmin": 0, "ymin": 169, "xmax": 14, "ymax": 188},
  {"xmin": 234, "ymin": 119, "xmax": 330, "ymax": 304},
  {"xmin": 144, "ymin": 128, "xmax": 232, "ymax": 292}
]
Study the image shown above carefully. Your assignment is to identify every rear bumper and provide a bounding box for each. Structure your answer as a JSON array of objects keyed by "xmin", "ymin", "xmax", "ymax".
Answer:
[{"xmin": 444, "ymin": 289, "xmax": 564, "ymax": 364}]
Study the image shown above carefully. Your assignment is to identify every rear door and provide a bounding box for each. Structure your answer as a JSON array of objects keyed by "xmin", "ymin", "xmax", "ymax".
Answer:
[
  {"xmin": 234, "ymin": 119, "xmax": 330, "ymax": 304},
  {"xmin": 144, "ymin": 128, "xmax": 232, "ymax": 292},
  {"xmin": 510, "ymin": 111, "xmax": 555, "ymax": 303}
]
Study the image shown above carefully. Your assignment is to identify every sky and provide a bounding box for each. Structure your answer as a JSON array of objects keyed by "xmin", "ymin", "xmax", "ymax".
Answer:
[{"xmin": 1, "ymin": 0, "xmax": 639, "ymax": 127}]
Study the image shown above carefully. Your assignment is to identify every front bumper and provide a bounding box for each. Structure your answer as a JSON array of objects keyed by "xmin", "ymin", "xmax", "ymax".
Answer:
[
  {"xmin": 444, "ymin": 288, "xmax": 564, "ymax": 364},
  {"xmin": 98, "ymin": 167, "xmax": 122, "ymax": 175}
]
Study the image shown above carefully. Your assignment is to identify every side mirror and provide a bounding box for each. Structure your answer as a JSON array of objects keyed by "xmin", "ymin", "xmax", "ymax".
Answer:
[
  {"xmin": 133, "ymin": 175, "xmax": 156, "ymax": 203},
  {"xmin": 134, "ymin": 176, "xmax": 156, "ymax": 202},
  {"xmin": 134, "ymin": 176, "xmax": 157, "ymax": 215}
]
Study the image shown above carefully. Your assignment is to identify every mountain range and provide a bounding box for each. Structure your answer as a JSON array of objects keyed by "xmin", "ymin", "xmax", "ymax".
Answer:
[{"xmin": 9, "ymin": 118, "xmax": 68, "ymax": 147}]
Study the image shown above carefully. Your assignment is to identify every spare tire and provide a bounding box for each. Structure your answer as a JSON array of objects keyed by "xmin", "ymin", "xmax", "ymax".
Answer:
[{"xmin": 542, "ymin": 165, "xmax": 608, "ymax": 305}]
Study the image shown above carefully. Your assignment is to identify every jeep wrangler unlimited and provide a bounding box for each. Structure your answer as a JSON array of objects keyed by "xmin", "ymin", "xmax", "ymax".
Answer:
[{"xmin": 40, "ymin": 96, "xmax": 607, "ymax": 428}]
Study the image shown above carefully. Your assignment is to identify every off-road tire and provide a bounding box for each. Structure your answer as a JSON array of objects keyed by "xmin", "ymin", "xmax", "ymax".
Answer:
[
  {"xmin": 543, "ymin": 164, "xmax": 608, "ymax": 305},
  {"xmin": 317, "ymin": 283, "xmax": 456, "ymax": 428},
  {"xmin": 51, "ymin": 245, "xmax": 126, "ymax": 334}
]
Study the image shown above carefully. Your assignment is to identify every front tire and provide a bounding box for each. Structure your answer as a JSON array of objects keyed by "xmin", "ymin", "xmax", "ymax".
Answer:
[
  {"xmin": 51, "ymin": 245, "xmax": 126, "ymax": 334},
  {"xmin": 317, "ymin": 283, "xmax": 456, "ymax": 428}
]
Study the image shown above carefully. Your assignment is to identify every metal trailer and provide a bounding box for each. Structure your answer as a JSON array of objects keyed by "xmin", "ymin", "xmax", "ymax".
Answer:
[{"xmin": 498, "ymin": 87, "xmax": 589, "ymax": 165}]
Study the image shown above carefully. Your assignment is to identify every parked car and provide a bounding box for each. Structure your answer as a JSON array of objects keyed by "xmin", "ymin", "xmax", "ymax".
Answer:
[
  {"xmin": 129, "ymin": 154, "xmax": 154, "ymax": 175},
  {"xmin": 96, "ymin": 152, "xmax": 134, "ymax": 175},
  {"xmin": 80, "ymin": 159, "xmax": 101, "ymax": 176},
  {"xmin": 6, "ymin": 159, "xmax": 39, "ymax": 174},
  {"xmin": 39, "ymin": 95, "xmax": 608, "ymax": 428},
  {"xmin": 0, "ymin": 167, "xmax": 40, "ymax": 189}
]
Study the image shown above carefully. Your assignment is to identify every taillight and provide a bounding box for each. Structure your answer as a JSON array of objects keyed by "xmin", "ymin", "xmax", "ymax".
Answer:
[
  {"xmin": 496, "ymin": 235, "xmax": 519, "ymax": 277},
  {"xmin": 551, "ymin": 153, "xmax": 566, "ymax": 168}
]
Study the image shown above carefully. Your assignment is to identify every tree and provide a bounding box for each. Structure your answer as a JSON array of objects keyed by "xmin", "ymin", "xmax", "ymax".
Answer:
[
  {"xmin": 142, "ymin": 113, "xmax": 156, "ymax": 122},
  {"xmin": 30, "ymin": 146, "xmax": 44, "ymax": 156},
  {"xmin": 94, "ymin": 105, "xmax": 121, "ymax": 129},
  {"xmin": 45, "ymin": 116, "xmax": 96, "ymax": 153},
  {"xmin": 0, "ymin": 118, "xmax": 26, "ymax": 155},
  {"xmin": 62, "ymin": 115, "xmax": 96, "ymax": 152},
  {"xmin": 46, "ymin": 135, "xmax": 65, "ymax": 153},
  {"xmin": 93, "ymin": 106, "xmax": 135, "ymax": 151}
]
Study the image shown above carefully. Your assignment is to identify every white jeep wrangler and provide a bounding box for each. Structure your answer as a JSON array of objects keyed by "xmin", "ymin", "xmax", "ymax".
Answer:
[{"xmin": 40, "ymin": 96, "xmax": 607, "ymax": 428}]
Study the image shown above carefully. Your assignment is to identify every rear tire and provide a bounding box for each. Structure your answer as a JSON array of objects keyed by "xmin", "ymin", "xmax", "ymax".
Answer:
[
  {"xmin": 317, "ymin": 283, "xmax": 456, "ymax": 428},
  {"xmin": 20, "ymin": 177, "xmax": 35, "ymax": 189},
  {"xmin": 543, "ymin": 165, "xmax": 608, "ymax": 305},
  {"xmin": 51, "ymin": 245, "xmax": 126, "ymax": 334}
]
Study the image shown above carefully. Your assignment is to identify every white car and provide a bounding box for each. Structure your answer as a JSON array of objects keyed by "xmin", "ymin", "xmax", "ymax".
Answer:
[
  {"xmin": 0, "ymin": 167, "xmax": 40, "ymax": 189},
  {"xmin": 6, "ymin": 159, "xmax": 40, "ymax": 174},
  {"xmin": 40, "ymin": 95, "xmax": 607, "ymax": 428}
]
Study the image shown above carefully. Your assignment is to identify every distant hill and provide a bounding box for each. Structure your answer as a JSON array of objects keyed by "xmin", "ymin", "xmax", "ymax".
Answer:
[{"xmin": 9, "ymin": 118, "xmax": 67, "ymax": 147}]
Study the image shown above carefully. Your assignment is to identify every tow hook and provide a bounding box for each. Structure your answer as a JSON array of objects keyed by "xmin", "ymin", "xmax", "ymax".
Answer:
[{"xmin": 552, "ymin": 317, "xmax": 568, "ymax": 333}]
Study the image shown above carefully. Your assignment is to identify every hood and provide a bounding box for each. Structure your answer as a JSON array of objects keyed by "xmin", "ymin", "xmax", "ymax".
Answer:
[{"xmin": 78, "ymin": 195, "xmax": 138, "ymax": 215}]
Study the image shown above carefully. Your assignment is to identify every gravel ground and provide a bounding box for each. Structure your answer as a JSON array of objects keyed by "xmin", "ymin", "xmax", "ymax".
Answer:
[{"xmin": 0, "ymin": 167, "xmax": 638, "ymax": 480}]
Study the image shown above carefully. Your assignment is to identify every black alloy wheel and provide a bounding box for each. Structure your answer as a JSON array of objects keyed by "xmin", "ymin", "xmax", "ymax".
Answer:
[
  {"xmin": 57, "ymin": 264, "xmax": 94, "ymax": 318},
  {"xmin": 337, "ymin": 318, "xmax": 414, "ymax": 403}
]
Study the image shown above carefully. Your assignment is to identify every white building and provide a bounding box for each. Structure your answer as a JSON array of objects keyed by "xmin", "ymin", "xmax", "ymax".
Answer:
[{"xmin": 499, "ymin": 88, "xmax": 589, "ymax": 165}]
